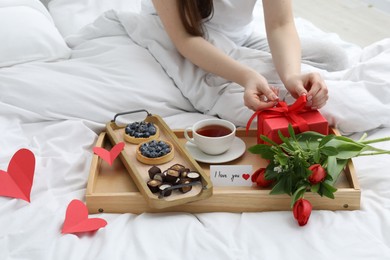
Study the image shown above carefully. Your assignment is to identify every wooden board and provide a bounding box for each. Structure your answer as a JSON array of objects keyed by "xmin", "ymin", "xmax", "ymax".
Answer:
[
  {"xmin": 86, "ymin": 129, "xmax": 361, "ymax": 214},
  {"xmin": 105, "ymin": 110, "xmax": 213, "ymax": 209}
]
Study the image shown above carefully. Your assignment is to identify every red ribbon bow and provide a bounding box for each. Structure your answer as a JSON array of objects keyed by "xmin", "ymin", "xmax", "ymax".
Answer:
[{"xmin": 246, "ymin": 95, "xmax": 310, "ymax": 143}]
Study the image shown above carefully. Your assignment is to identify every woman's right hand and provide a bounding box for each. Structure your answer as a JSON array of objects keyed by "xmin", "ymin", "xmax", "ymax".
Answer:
[{"xmin": 243, "ymin": 71, "xmax": 279, "ymax": 111}]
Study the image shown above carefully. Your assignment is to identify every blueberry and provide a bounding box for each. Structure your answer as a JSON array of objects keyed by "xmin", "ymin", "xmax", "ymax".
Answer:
[
  {"xmin": 148, "ymin": 126, "xmax": 156, "ymax": 135},
  {"xmin": 151, "ymin": 151, "xmax": 159, "ymax": 158},
  {"xmin": 139, "ymin": 124, "xmax": 147, "ymax": 132}
]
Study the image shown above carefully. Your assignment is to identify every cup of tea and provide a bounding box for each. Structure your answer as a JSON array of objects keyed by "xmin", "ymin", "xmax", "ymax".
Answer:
[{"xmin": 184, "ymin": 118, "xmax": 236, "ymax": 155}]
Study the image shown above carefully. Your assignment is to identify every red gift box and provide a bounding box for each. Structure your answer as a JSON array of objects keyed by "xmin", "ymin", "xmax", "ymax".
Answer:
[{"xmin": 246, "ymin": 95, "xmax": 329, "ymax": 144}]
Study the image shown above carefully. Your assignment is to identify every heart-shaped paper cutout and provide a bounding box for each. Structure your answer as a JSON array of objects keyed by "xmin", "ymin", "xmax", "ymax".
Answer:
[
  {"xmin": 242, "ymin": 173, "xmax": 250, "ymax": 180},
  {"xmin": 93, "ymin": 142, "xmax": 125, "ymax": 166},
  {"xmin": 0, "ymin": 148, "xmax": 35, "ymax": 202},
  {"xmin": 62, "ymin": 199, "xmax": 107, "ymax": 234}
]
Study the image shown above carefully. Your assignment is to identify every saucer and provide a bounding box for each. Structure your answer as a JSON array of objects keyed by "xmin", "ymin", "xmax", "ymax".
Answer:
[{"xmin": 185, "ymin": 137, "xmax": 246, "ymax": 164}]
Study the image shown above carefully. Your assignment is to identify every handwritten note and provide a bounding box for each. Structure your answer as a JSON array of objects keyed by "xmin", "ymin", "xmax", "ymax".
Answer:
[{"xmin": 210, "ymin": 165, "xmax": 253, "ymax": 187}]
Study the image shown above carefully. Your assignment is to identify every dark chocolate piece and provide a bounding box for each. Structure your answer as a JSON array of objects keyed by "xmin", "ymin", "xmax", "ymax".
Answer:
[
  {"xmin": 148, "ymin": 166, "xmax": 162, "ymax": 179},
  {"xmin": 147, "ymin": 179, "xmax": 162, "ymax": 193},
  {"xmin": 165, "ymin": 169, "xmax": 180, "ymax": 184},
  {"xmin": 178, "ymin": 178, "xmax": 192, "ymax": 193},
  {"xmin": 153, "ymin": 172, "xmax": 165, "ymax": 183},
  {"xmin": 187, "ymin": 171, "xmax": 201, "ymax": 182},
  {"xmin": 159, "ymin": 183, "xmax": 173, "ymax": 197}
]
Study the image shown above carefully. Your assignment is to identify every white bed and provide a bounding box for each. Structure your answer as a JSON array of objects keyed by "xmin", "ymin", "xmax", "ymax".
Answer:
[{"xmin": 1, "ymin": 0, "xmax": 390, "ymax": 259}]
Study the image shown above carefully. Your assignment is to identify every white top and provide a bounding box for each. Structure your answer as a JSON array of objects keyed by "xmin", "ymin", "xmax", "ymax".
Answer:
[
  {"xmin": 141, "ymin": 0, "xmax": 257, "ymax": 46},
  {"xmin": 205, "ymin": 0, "xmax": 257, "ymax": 45}
]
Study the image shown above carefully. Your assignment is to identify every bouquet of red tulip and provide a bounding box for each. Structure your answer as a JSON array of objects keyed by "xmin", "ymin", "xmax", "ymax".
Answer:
[{"xmin": 249, "ymin": 124, "xmax": 390, "ymax": 226}]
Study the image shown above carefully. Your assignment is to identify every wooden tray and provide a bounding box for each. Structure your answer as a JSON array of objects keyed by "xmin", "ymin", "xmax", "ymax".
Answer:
[
  {"xmin": 86, "ymin": 129, "xmax": 361, "ymax": 214},
  {"xmin": 105, "ymin": 110, "xmax": 213, "ymax": 209}
]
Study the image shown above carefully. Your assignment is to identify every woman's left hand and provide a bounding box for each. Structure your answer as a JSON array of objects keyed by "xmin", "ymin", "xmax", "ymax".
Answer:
[{"xmin": 284, "ymin": 72, "xmax": 328, "ymax": 109}]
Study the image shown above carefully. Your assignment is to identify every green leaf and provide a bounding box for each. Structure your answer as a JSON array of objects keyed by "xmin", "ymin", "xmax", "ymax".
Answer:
[
  {"xmin": 321, "ymin": 146, "xmax": 339, "ymax": 156},
  {"xmin": 325, "ymin": 137, "xmax": 367, "ymax": 159},
  {"xmin": 265, "ymin": 165, "xmax": 279, "ymax": 180},
  {"xmin": 279, "ymin": 143, "xmax": 296, "ymax": 155},
  {"xmin": 247, "ymin": 144, "xmax": 275, "ymax": 159},
  {"xmin": 285, "ymin": 173, "xmax": 293, "ymax": 195},
  {"xmin": 295, "ymin": 131, "xmax": 324, "ymax": 150},
  {"xmin": 311, "ymin": 183, "xmax": 320, "ymax": 193},
  {"xmin": 313, "ymin": 148, "xmax": 321, "ymax": 163},
  {"xmin": 288, "ymin": 124, "xmax": 297, "ymax": 140},
  {"xmin": 260, "ymin": 135, "xmax": 279, "ymax": 146},
  {"xmin": 278, "ymin": 130, "xmax": 293, "ymax": 148},
  {"xmin": 336, "ymin": 150, "xmax": 363, "ymax": 159},
  {"xmin": 334, "ymin": 135, "xmax": 365, "ymax": 145},
  {"xmin": 270, "ymin": 177, "xmax": 288, "ymax": 195},
  {"xmin": 275, "ymin": 153, "xmax": 289, "ymax": 166},
  {"xmin": 296, "ymin": 131, "xmax": 325, "ymax": 142},
  {"xmin": 325, "ymin": 156, "xmax": 348, "ymax": 184},
  {"xmin": 319, "ymin": 181, "xmax": 337, "ymax": 199},
  {"xmin": 328, "ymin": 136, "xmax": 365, "ymax": 149},
  {"xmin": 319, "ymin": 134, "xmax": 336, "ymax": 147}
]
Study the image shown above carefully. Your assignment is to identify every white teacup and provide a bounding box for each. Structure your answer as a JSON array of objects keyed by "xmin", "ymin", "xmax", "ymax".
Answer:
[{"xmin": 184, "ymin": 119, "xmax": 236, "ymax": 155}]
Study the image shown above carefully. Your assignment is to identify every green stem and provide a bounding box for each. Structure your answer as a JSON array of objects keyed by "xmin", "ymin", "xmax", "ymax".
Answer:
[
  {"xmin": 365, "ymin": 145, "xmax": 389, "ymax": 152},
  {"xmin": 357, "ymin": 151, "xmax": 390, "ymax": 156},
  {"xmin": 358, "ymin": 133, "xmax": 368, "ymax": 142},
  {"xmin": 361, "ymin": 136, "xmax": 390, "ymax": 145}
]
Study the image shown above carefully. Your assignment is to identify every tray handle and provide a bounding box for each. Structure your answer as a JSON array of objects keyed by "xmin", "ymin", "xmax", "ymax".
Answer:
[{"xmin": 111, "ymin": 109, "xmax": 152, "ymax": 123}]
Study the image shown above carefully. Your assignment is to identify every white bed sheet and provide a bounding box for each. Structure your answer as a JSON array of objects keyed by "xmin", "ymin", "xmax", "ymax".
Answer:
[
  {"xmin": 1, "ymin": 1, "xmax": 390, "ymax": 260},
  {"xmin": 1, "ymin": 118, "xmax": 390, "ymax": 260}
]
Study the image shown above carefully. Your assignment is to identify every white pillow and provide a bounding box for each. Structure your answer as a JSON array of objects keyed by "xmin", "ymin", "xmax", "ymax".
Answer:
[
  {"xmin": 48, "ymin": 0, "xmax": 142, "ymax": 37},
  {"xmin": 0, "ymin": 1, "xmax": 71, "ymax": 67}
]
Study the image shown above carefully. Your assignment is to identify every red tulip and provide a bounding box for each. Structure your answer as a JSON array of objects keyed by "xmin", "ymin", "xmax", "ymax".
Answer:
[
  {"xmin": 308, "ymin": 164, "xmax": 326, "ymax": 184},
  {"xmin": 251, "ymin": 168, "xmax": 273, "ymax": 187},
  {"xmin": 293, "ymin": 198, "xmax": 312, "ymax": 226}
]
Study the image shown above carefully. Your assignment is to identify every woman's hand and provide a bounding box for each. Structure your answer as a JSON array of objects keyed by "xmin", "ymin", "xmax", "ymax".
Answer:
[
  {"xmin": 284, "ymin": 72, "xmax": 328, "ymax": 109},
  {"xmin": 243, "ymin": 71, "xmax": 279, "ymax": 111}
]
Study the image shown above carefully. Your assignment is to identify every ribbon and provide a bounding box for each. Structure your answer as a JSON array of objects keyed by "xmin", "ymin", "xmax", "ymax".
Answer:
[{"xmin": 246, "ymin": 95, "xmax": 311, "ymax": 143}]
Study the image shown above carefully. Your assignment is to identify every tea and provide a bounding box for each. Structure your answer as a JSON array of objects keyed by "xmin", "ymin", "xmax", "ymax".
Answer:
[{"xmin": 196, "ymin": 124, "xmax": 232, "ymax": 137}]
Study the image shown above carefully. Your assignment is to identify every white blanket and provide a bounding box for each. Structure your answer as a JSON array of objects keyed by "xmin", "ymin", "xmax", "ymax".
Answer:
[{"xmin": 78, "ymin": 10, "xmax": 390, "ymax": 134}]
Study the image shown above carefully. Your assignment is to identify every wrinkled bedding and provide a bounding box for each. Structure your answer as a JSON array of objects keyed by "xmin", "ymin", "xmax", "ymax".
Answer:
[{"xmin": 1, "ymin": 1, "xmax": 390, "ymax": 259}]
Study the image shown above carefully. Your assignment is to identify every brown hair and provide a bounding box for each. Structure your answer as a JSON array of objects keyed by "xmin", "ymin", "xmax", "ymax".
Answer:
[{"xmin": 178, "ymin": 0, "xmax": 214, "ymax": 37}]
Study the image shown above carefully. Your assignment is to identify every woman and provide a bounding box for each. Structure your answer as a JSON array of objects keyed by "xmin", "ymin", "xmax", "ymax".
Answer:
[{"xmin": 151, "ymin": 0, "xmax": 347, "ymax": 112}]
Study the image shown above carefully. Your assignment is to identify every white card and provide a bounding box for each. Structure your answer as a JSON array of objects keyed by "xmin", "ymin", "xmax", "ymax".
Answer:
[{"xmin": 210, "ymin": 165, "xmax": 253, "ymax": 187}]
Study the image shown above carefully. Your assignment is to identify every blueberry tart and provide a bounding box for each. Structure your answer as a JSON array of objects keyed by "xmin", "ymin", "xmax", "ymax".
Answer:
[
  {"xmin": 124, "ymin": 121, "xmax": 159, "ymax": 144},
  {"xmin": 136, "ymin": 139, "xmax": 174, "ymax": 165}
]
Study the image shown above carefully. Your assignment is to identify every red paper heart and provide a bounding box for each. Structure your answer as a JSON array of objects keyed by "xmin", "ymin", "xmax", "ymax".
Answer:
[
  {"xmin": 0, "ymin": 149, "xmax": 35, "ymax": 202},
  {"xmin": 93, "ymin": 142, "xmax": 125, "ymax": 166},
  {"xmin": 62, "ymin": 199, "xmax": 107, "ymax": 234},
  {"xmin": 242, "ymin": 173, "xmax": 250, "ymax": 180}
]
